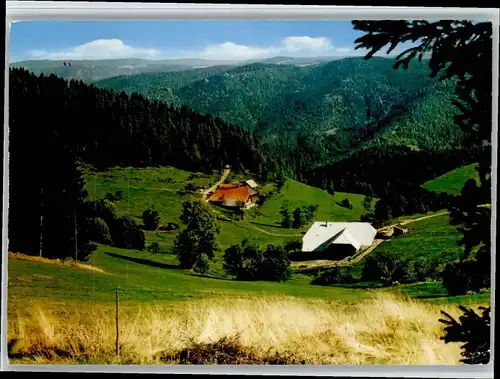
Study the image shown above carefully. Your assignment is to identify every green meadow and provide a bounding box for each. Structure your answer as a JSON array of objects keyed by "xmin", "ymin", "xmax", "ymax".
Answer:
[
  {"xmin": 8, "ymin": 164, "xmax": 489, "ymax": 314},
  {"xmin": 422, "ymin": 163, "xmax": 480, "ymax": 195}
]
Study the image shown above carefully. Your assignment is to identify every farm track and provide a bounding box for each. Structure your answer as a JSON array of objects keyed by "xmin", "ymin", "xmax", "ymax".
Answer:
[
  {"xmin": 340, "ymin": 239, "xmax": 384, "ymax": 266},
  {"xmin": 122, "ymin": 185, "xmax": 178, "ymax": 192},
  {"xmin": 398, "ymin": 211, "xmax": 449, "ymax": 226},
  {"xmin": 249, "ymin": 224, "xmax": 302, "ymax": 238},
  {"xmin": 202, "ymin": 168, "xmax": 231, "ymax": 201}
]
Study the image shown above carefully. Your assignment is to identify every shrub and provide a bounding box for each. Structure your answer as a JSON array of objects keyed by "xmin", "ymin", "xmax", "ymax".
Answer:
[
  {"xmin": 339, "ymin": 198, "xmax": 353, "ymax": 210},
  {"xmin": 85, "ymin": 217, "xmax": 112, "ymax": 245},
  {"xmin": 326, "ymin": 180, "xmax": 335, "ymax": 196},
  {"xmin": 223, "ymin": 241, "xmax": 292, "ymax": 282},
  {"xmin": 147, "ymin": 241, "xmax": 161, "ymax": 254},
  {"xmin": 363, "ymin": 196, "xmax": 374, "ymax": 212},
  {"xmin": 164, "ymin": 222, "xmax": 179, "ymax": 231},
  {"xmin": 442, "ymin": 258, "xmax": 487, "ymax": 296},
  {"xmin": 311, "ymin": 267, "xmax": 356, "ymax": 286},
  {"xmin": 142, "ymin": 209, "xmax": 161, "ymax": 230},
  {"xmin": 109, "ymin": 216, "xmax": 146, "ymax": 250},
  {"xmin": 84, "ymin": 199, "xmax": 116, "ymax": 223},
  {"xmin": 311, "ymin": 267, "xmax": 341, "ymax": 286},
  {"xmin": 361, "ymin": 255, "xmax": 383, "ymax": 282},
  {"xmin": 222, "ymin": 242, "xmax": 246, "ymax": 279},
  {"xmin": 261, "ymin": 245, "xmax": 293, "ymax": 282},
  {"xmin": 114, "ymin": 190, "xmax": 124, "ymax": 201},
  {"xmin": 184, "ymin": 183, "xmax": 197, "ymax": 193},
  {"xmin": 303, "ymin": 204, "xmax": 319, "ymax": 222},
  {"xmin": 292, "ymin": 208, "xmax": 305, "ymax": 228},
  {"xmin": 104, "ymin": 190, "xmax": 124, "ymax": 202},
  {"xmin": 292, "ymin": 204, "xmax": 318, "ymax": 228},
  {"xmin": 279, "ymin": 207, "xmax": 293, "ymax": 229},
  {"xmin": 284, "ymin": 239, "xmax": 302, "ymax": 253},
  {"xmin": 361, "ymin": 251, "xmax": 412, "ymax": 285},
  {"xmin": 412, "ymin": 258, "xmax": 440, "ymax": 282}
]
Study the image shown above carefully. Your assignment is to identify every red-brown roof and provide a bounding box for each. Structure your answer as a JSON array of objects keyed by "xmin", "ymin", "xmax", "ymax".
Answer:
[{"xmin": 209, "ymin": 185, "xmax": 255, "ymax": 203}]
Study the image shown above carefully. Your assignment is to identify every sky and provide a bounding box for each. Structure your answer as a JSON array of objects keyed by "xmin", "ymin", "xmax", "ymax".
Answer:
[{"xmin": 8, "ymin": 20, "xmax": 415, "ymax": 62}]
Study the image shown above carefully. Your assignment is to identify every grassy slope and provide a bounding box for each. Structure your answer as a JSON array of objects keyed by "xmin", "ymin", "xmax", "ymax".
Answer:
[
  {"xmin": 8, "ymin": 245, "xmax": 373, "ymax": 309},
  {"xmin": 252, "ymin": 179, "xmax": 368, "ymax": 228},
  {"xmin": 343, "ymin": 212, "xmax": 462, "ymax": 279},
  {"xmin": 422, "ymin": 163, "xmax": 479, "ymax": 195},
  {"xmin": 8, "ymin": 166, "xmax": 489, "ymax": 317},
  {"xmin": 83, "ymin": 168, "xmax": 368, "ymax": 272}
]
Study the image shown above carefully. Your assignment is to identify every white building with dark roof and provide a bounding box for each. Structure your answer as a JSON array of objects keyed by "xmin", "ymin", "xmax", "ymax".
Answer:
[{"xmin": 302, "ymin": 222, "xmax": 377, "ymax": 260}]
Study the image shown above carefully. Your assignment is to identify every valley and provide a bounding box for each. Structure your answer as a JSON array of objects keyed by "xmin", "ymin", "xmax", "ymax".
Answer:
[{"xmin": 7, "ymin": 31, "xmax": 492, "ymax": 365}]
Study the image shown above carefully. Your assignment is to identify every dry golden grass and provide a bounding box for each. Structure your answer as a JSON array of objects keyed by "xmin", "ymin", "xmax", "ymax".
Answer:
[
  {"xmin": 8, "ymin": 252, "xmax": 107, "ymax": 274},
  {"xmin": 7, "ymin": 293, "xmax": 470, "ymax": 365}
]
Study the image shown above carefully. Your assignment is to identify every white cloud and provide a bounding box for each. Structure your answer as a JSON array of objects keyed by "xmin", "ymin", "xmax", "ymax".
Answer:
[
  {"xmin": 194, "ymin": 36, "xmax": 338, "ymax": 61},
  {"xmin": 26, "ymin": 36, "xmax": 412, "ymax": 61},
  {"xmin": 199, "ymin": 42, "xmax": 279, "ymax": 61},
  {"xmin": 28, "ymin": 39, "xmax": 161, "ymax": 60},
  {"xmin": 282, "ymin": 36, "xmax": 332, "ymax": 52}
]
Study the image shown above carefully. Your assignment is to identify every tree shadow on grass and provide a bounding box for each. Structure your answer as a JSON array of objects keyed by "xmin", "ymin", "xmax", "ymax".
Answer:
[
  {"xmin": 188, "ymin": 272, "xmax": 233, "ymax": 281},
  {"xmin": 413, "ymin": 294, "xmax": 450, "ymax": 299},
  {"xmin": 105, "ymin": 252, "xmax": 180, "ymax": 270},
  {"xmin": 251, "ymin": 221, "xmax": 287, "ymax": 230}
]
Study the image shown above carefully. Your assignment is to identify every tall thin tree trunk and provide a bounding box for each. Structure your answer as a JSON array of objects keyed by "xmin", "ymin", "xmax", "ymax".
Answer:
[
  {"xmin": 40, "ymin": 188, "xmax": 43, "ymax": 257},
  {"xmin": 74, "ymin": 210, "xmax": 78, "ymax": 261}
]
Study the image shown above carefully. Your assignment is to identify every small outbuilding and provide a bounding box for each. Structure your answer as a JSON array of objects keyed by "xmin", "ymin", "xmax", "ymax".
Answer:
[
  {"xmin": 245, "ymin": 179, "xmax": 259, "ymax": 189},
  {"xmin": 393, "ymin": 224, "xmax": 409, "ymax": 236}
]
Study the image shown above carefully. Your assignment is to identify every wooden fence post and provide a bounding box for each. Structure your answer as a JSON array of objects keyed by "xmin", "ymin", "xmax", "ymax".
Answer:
[{"xmin": 115, "ymin": 289, "xmax": 119, "ymax": 357}]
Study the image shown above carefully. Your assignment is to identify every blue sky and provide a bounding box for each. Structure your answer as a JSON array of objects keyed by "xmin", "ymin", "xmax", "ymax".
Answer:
[{"xmin": 8, "ymin": 20, "xmax": 412, "ymax": 62}]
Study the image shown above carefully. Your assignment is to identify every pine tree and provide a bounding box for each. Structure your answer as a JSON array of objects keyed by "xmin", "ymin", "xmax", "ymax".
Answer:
[
  {"xmin": 279, "ymin": 205, "xmax": 293, "ymax": 229},
  {"xmin": 173, "ymin": 200, "xmax": 221, "ymax": 273}
]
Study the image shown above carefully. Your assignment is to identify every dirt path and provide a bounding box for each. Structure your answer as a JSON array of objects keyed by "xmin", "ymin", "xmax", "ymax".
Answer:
[
  {"xmin": 341, "ymin": 239, "xmax": 384, "ymax": 265},
  {"xmin": 249, "ymin": 224, "xmax": 302, "ymax": 238},
  {"xmin": 398, "ymin": 211, "xmax": 449, "ymax": 226},
  {"xmin": 126, "ymin": 185, "xmax": 178, "ymax": 193},
  {"xmin": 202, "ymin": 168, "xmax": 230, "ymax": 201}
]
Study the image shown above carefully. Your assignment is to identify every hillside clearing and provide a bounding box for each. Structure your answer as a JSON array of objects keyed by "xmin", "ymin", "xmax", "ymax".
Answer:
[
  {"xmin": 422, "ymin": 163, "xmax": 479, "ymax": 195},
  {"xmin": 251, "ymin": 179, "xmax": 369, "ymax": 228}
]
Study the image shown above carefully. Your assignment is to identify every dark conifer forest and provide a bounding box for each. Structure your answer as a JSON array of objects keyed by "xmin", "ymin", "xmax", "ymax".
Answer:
[{"xmin": 7, "ymin": 68, "xmax": 274, "ymax": 259}]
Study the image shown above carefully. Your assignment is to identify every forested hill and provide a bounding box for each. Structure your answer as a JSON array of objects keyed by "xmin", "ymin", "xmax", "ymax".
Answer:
[
  {"xmin": 9, "ymin": 58, "xmax": 239, "ymax": 82},
  {"xmin": 94, "ymin": 57, "xmax": 464, "ymax": 168},
  {"xmin": 8, "ymin": 68, "xmax": 274, "ymax": 176}
]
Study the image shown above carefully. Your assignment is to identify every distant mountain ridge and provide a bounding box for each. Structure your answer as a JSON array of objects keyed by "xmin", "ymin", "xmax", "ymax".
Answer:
[
  {"xmin": 93, "ymin": 57, "xmax": 463, "ymax": 168},
  {"xmin": 12, "ymin": 55, "xmax": 462, "ymax": 173},
  {"xmin": 9, "ymin": 56, "xmax": 345, "ymax": 82}
]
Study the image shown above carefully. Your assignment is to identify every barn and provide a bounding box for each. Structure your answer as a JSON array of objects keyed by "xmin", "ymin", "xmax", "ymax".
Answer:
[
  {"xmin": 301, "ymin": 222, "xmax": 377, "ymax": 260},
  {"xmin": 208, "ymin": 184, "xmax": 258, "ymax": 208}
]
